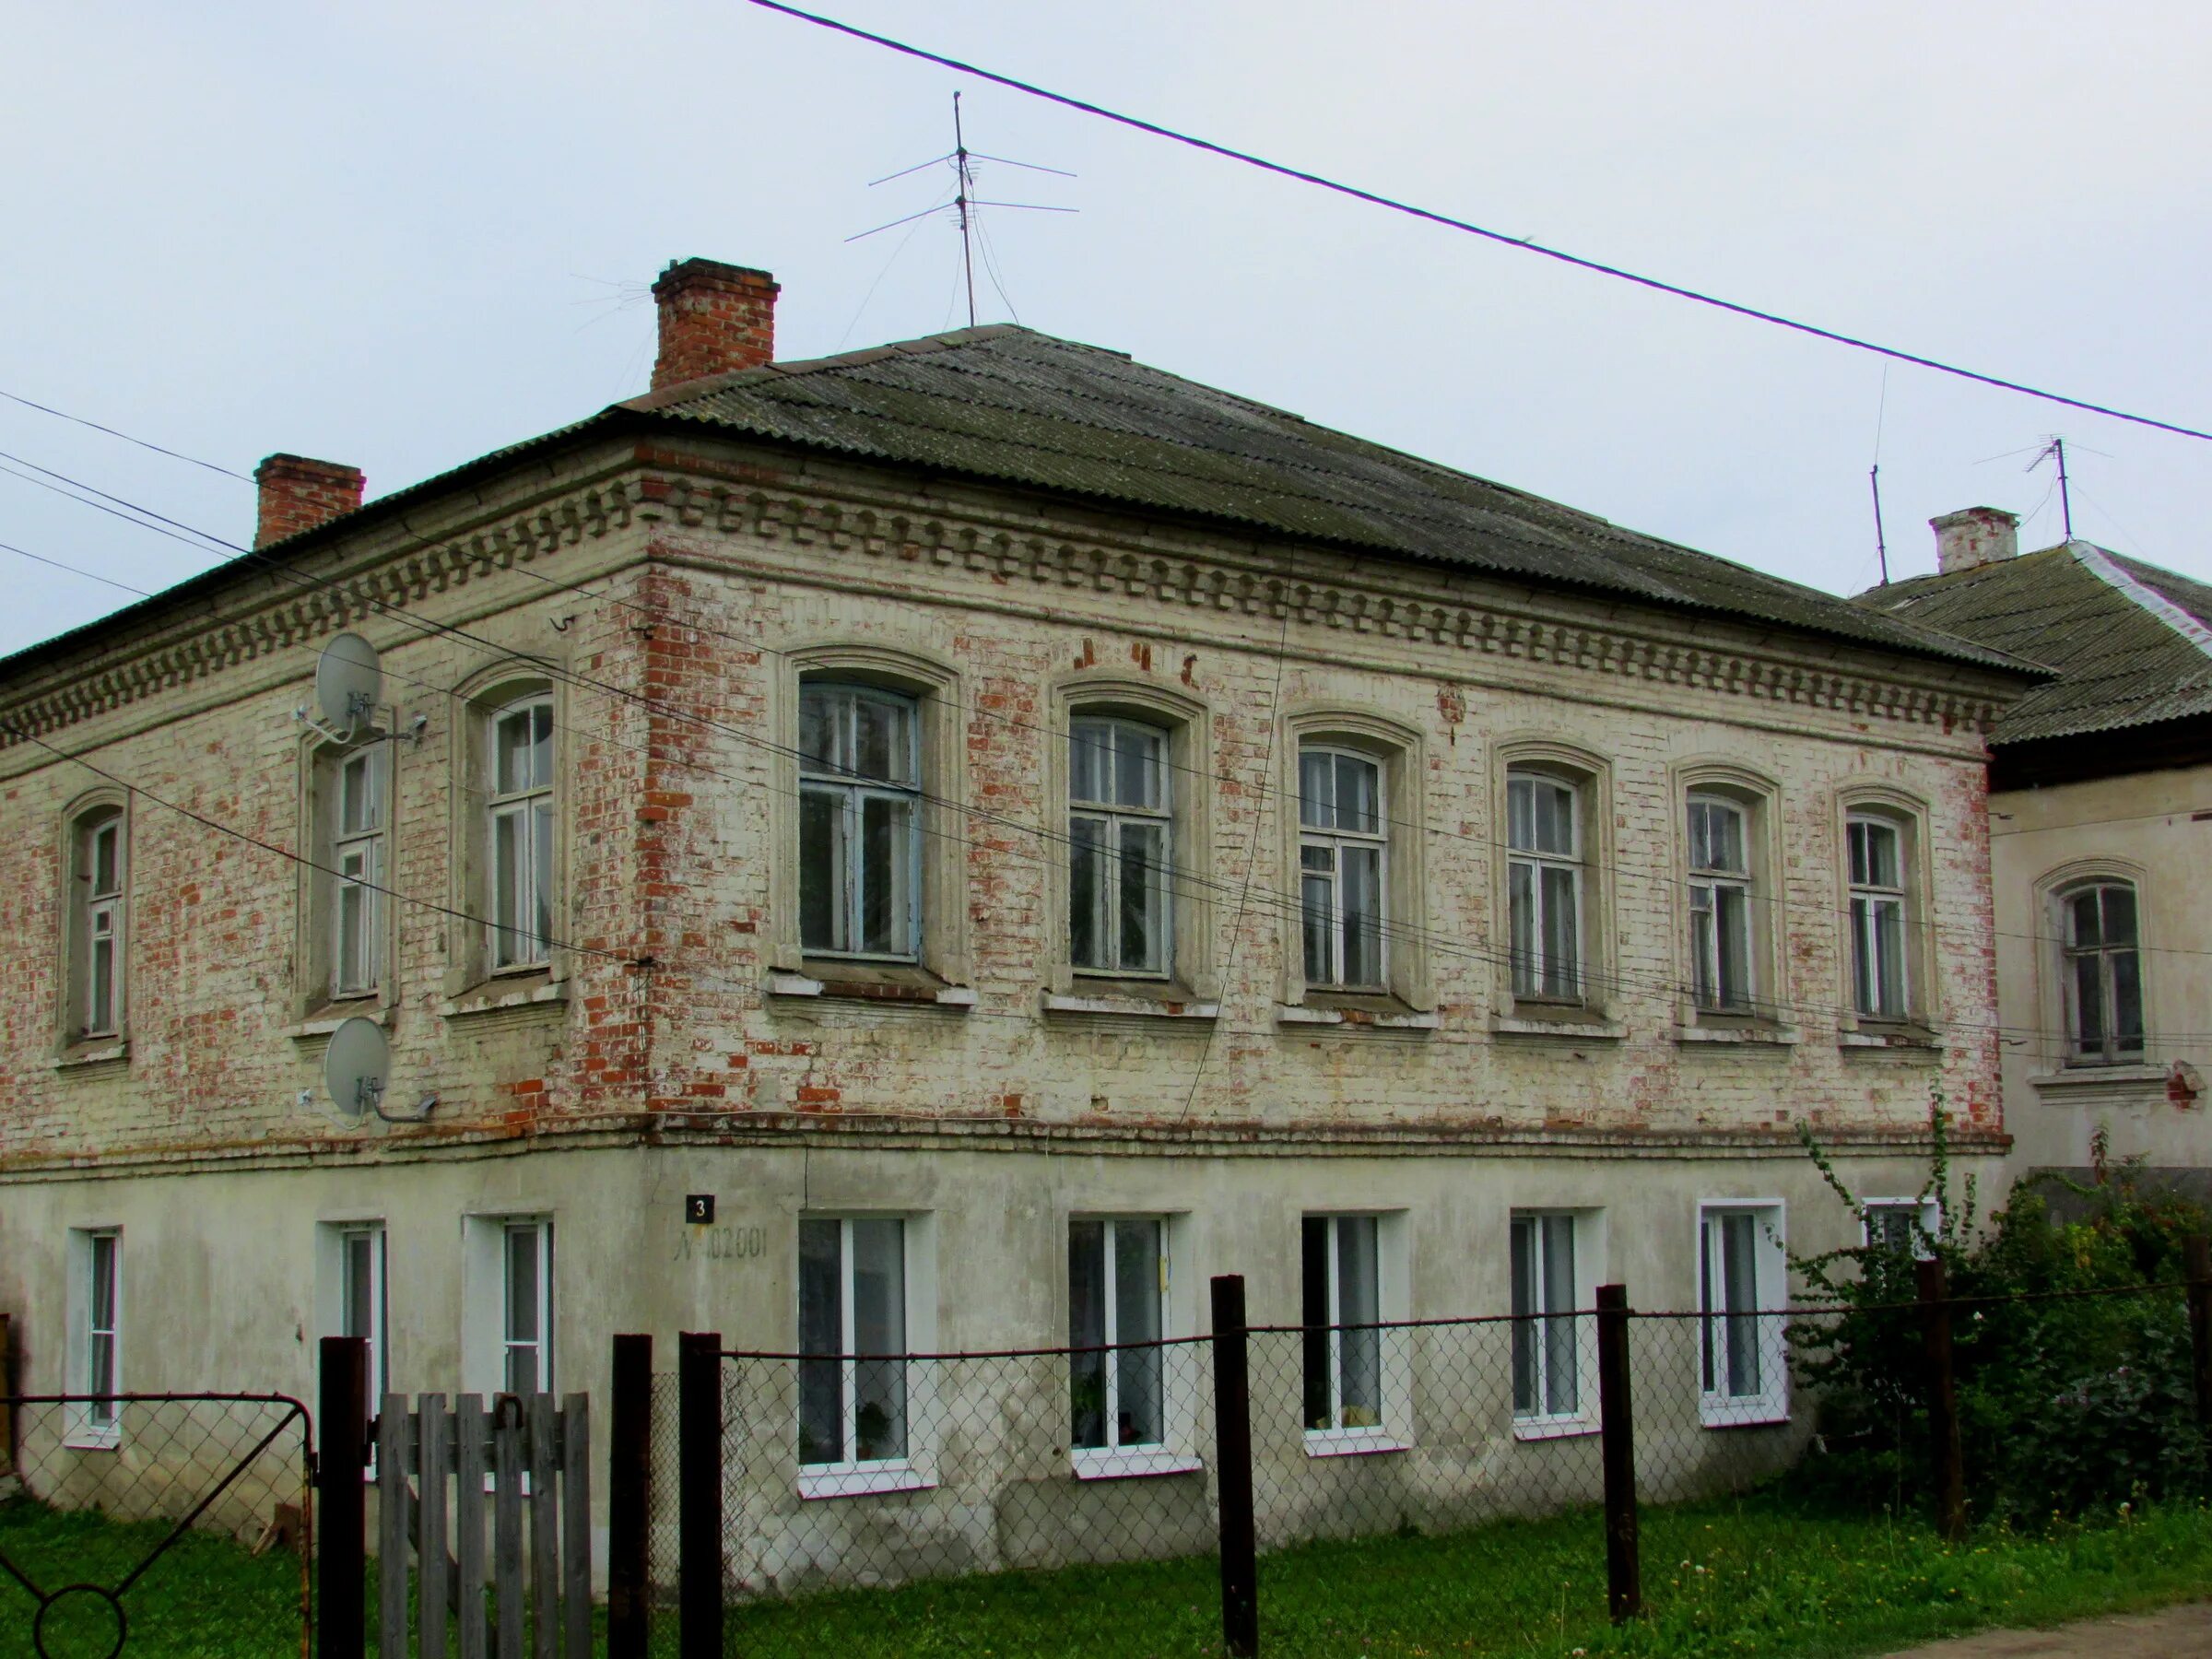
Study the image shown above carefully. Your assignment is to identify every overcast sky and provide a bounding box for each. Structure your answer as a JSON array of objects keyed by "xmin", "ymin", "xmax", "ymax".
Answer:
[{"xmin": 4, "ymin": 2, "xmax": 2208, "ymax": 658}]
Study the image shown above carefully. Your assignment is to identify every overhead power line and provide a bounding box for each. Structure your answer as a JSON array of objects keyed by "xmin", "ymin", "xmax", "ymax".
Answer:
[
  {"xmin": 0, "ymin": 388, "xmax": 255, "ymax": 482},
  {"xmin": 743, "ymin": 0, "xmax": 2212, "ymax": 445}
]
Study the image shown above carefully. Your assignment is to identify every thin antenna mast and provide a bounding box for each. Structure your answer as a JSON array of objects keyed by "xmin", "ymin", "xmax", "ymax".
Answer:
[
  {"xmin": 953, "ymin": 91, "xmax": 978, "ymax": 328},
  {"xmin": 1870, "ymin": 465, "xmax": 1890, "ymax": 586},
  {"xmin": 2029, "ymin": 436, "xmax": 2076, "ymax": 540}
]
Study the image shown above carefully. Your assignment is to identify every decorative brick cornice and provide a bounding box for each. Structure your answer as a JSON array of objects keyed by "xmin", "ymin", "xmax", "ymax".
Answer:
[{"xmin": 633, "ymin": 466, "xmax": 2014, "ymax": 735}]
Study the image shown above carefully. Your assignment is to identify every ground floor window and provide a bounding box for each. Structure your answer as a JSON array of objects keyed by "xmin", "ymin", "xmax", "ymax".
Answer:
[
  {"xmin": 501, "ymin": 1220, "xmax": 552, "ymax": 1397},
  {"xmin": 1699, "ymin": 1204, "xmax": 1787, "ymax": 1426},
  {"xmin": 1069, "ymin": 1217, "xmax": 1165, "ymax": 1455},
  {"xmin": 799, "ymin": 1217, "xmax": 909, "ymax": 1471},
  {"xmin": 1302, "ymin": 1214, "xmax": 1395, "ymax": 1442},
  {"xmin": 1511, "ymin": 1212, "xmax": 1581, "ymax": 1423},
  {"xmin": 69, "ymin": 1228, "xmax": 121, "ymax": 1447}
]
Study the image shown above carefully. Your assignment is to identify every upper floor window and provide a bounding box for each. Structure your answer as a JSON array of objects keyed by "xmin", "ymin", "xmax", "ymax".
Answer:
[
  {"xmin": 1299, "ymin": 747, "xmax": 1386, "ymax": 992},
  {"xmin": 331, "ymin": 748, "xmax": 386, "ymax": 997},
  {"xmin": 488, "ymin": 695, "xmax": 554, "ymax": 971},
  {"xmin": 1508, "ymin": 772, "xmax": 1582, "ymax": 1002},
  {"xmin": 1069, "ymin": 719, "xmax": 1171, "ymax": 977},
  {"xmin": 799, "ymin": 683, "xmax": 921, "ymax": 960},
  {"xmin": 68, "ymin": 805, "xmax": 126, "ymax": 1041},
  {"xmin": 2060, "ymin": 879, "xmax": 2143, "ymax": 1065},
  {"xmin": 1846, "ymin": 815, "xmax": 1908, "ymax": 1020},
  {"xmin": 1687, "ymin": 794, "xmax": 1754, "ymax": 1013}
]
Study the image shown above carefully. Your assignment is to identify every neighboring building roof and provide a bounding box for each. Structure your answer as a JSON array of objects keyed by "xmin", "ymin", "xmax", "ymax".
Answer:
[
  {"xmin": 1860, "ymin": 540, "xmax": 2212, "ymax": 745},
  {"xmin": 619, "ymin": 325, "xmax": 2025, "ymax": 673}
]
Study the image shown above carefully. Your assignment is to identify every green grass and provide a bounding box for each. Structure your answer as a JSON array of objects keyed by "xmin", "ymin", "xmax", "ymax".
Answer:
[
  {"xmin": 6, "ymin": 1489, "xmax": 2211, "ymax": 1657},
  {"xmin": 0, "ymin": 1496, "xmax": 307, "ymax": 1658},
  {"xmin": 723, "ymin": 1491, "xmax": 2212, "ymax": 1658}
]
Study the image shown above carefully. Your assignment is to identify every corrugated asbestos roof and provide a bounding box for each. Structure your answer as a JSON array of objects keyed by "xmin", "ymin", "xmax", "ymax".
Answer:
[
  {"xmin": 620, "ymin": 325, "xmax": 2028, "ymax": 673},
  {"xmin": 1860, "ymin": 542, "xmax": 2212, "ymax": 744}
]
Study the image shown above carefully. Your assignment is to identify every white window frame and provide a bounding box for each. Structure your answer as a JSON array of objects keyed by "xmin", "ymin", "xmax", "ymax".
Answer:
[
  {"xmin": 1298, "ymin": 747, "xmax": 1390, "ymax": 993},
  {"xmin": 1067, "ymin": 718, "xmax": 1174, "ymax": 979},
  {"xmin": 1300, "ymin": 1212, "xmax": 1409, "ymax": 1457},
  {"xmin": 797, "ymin": 682, "xmax": 924, "ymax": 963},
  {"xmin": 1688, "ymin": 794, "xmax": 1756, "ymax": 1014},
  {"xmin": 1862, "ymin": 1197, "xmax": 1941, "ymax": 1262},
  {"xmin": 1507, "ymin": 771, "xmax": 1583, "ymax": 1004},
  {"xmin": 1067, "ymin": 1216, "xmax": 1201, "ymax": 1480},
  {"xmin": 1697, "ymin": 1202, "xmax": 1789, "ymax": 1428},
  {"xmin": 500, "ymin": 1220, "xmax": 553, "ymax": 1397},
  {"xmin": 2057, "ymin": 879, "xmax": 2146, "ymax": 1066},
  {"xmin": 1846, "ymin": 815, "xmax": 1909, "ymax": 1020},
  {"xmin": 331, "ymin": 747, "xmax": 387, "ymax": 998},
  {"xmin": 486, "ymin": 694, "xmax": 555, "ymax": 971},
  {"xmin": 318, "ymin": 1221, "xmax": 390, "ymax": 1477},
  {"xmin": 796, "ymin": 1215, "xmax": 937, "ymax": 1499},
  {"xmin": 66, "ymin": 1227, "xmax": 122, "ymax": 1449},
  {"xmin": 1510, "ymin": 1210, "xmax": 1601, "ymax": 1440}
]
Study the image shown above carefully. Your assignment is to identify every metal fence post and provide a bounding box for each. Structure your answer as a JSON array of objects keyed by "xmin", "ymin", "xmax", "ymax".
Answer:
[
  {"xmin": 677, "ymin": 1331, "xmax": 724, "ymax": 1659},
  {"xmin": 608, "ymin": 1334, "xmax": 653, "ymax": 1659},
  {"xmin": 318, "ymin": 1334, "xmax": 370, "ymax": 1659},
  {"xmin": 2186, "ymin": 1236, "xmax": 2212, "ymax": 1431},
  {"xmin": 1595, "ymin": 1284, "xmax": 1641, "ymax": 1622},
  {"xmin": 1915, "ymin": 1256, "xmax": 1967, "ymax": 1541},
  {"xmin": 1210, "ymin": 1275, "xmax": 1259, "ymax": 1658}
]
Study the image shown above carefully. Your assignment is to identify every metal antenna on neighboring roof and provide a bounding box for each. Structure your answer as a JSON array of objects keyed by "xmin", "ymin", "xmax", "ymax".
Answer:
[
  {"xmin": 848, "ymin": 93, "xmax": 1075, "ymax": 329},
  {"xmin": 2029, "ymin": 436, "xmax": 2075, "ymax": 539}
]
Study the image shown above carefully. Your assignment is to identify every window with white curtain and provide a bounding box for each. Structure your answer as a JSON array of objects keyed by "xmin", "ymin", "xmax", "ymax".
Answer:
[
  {"xmin": 501, "ymin": 1220, "xmax": 552, "ymax": 1396},
  {"xmin": 1068, "ymin": 719, "xmax": 1172, "ymax": 977},
  {"xmin": 1511, "ymin": 1213, "xmax": 1581, "ymax": 1422},
  {"xmin": 2059, "ymin": 879, "xmax": 2145, "ymax": 1065},
  {"xmin": 1698, "ymin": 1204, "xmax": 1788, "ymax": 1426},
  {"xmin": 67, "ymin": 1228, "xmax": 121, "ymax": 1448},
  {"xmin": 798, "ymin": 1217, "xmax": 911, "ymax": 1473},
  {"xmin": 1301, "ymin": 1214, "xmax": 1386, "ymax": 1440},
  {"xmin": 799, "ymin": 683, "xmax": 922, "ymax": 960},
  {"xmin": 1508, "ymin": 772, "xmax": 1583, "ymax": 1002},
  {"xmin": 1299, "ymin": 748, "xmax": 1387, "ymax": 991},
  {"xmin": 1069, "ymin": 1218, "xmax": 1166, "ymax": 1459},
  {"xmin": 487, "ymin": 696, "xmax": 554, "ymax": 971}
]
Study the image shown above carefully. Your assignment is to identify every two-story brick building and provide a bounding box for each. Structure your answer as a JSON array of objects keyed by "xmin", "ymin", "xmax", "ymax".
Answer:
[{"xmin": 0, "ymin": 258, "xmax": 2033, "ymax": 1533}]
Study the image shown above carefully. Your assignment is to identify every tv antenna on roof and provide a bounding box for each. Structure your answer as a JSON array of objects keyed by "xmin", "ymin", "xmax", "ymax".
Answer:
[
  {"xmin": 2029, "ymin": 436, "xmax": 2075, "ymax": 541},
  {"xmin": 849, "ymin": 91, "xmax": 1076, "ymax": 328}
]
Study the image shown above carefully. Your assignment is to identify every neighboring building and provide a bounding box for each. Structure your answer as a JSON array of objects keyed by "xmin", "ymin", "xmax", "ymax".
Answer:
[
  {"xmin": 1862, "ymin": 509, "xmax": 2212, "ymax": 1199},
  {"xmin": 0, "ymin": 259, "xmax": 2033, "ymax": 1559}
]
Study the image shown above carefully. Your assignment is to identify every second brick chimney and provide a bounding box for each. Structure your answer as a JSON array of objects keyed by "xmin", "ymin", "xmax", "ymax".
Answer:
[
  {"xmin": 254, "ymin": 454, "xmax": 365, "ymax": 549},
  {"xmin": 1931, "ymin": 506, "xmax": 2019, "ymax": 575},
  {"xmin": 651, "ymin": 257, "xmax": 780, "ymax": 391}
]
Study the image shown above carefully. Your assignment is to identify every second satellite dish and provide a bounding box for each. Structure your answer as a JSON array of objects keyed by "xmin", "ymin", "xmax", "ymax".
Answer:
[
  {"xmin": 323, "ymin": 1015, "xmax": 389, "ymax": 1125},
  {"xmin": 314, "ymin": 632, "xmax": 383, "ymax": 737}
]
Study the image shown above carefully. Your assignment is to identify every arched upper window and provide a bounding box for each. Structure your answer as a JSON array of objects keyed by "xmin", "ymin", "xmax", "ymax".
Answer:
[
  {"xmin": 2057, "ymin": 878, "xmax": 2144, "ymax": 1065},
  {"xmin": 67, "ymin": 803, "xmax": 126, "ymax": 1041},
  {"xmin": 1298, "ymin": 745, "xmax": 1387, "ymax": 992},
  {"xmin": 487, "ymin": 691, "xmax": 555, "ymax": 971},
  {"xmin": 1845, "ymin": 813, "xmax": 1909, "ymax": 1020},
  {"xmin": 798, "ymin": 680, "xmax": 922, "ymax": 960},
  {"xmin": 1687, "ymin": 792, "xmax": 1755, "ymax": 1013},
  {"xmin": 1068, "ymin": 715, "xmax": 1172, "ymax": 977},
  {"xmin": 1507, "ymin": 770, "xmax": 1583, "ymax": 1003}
]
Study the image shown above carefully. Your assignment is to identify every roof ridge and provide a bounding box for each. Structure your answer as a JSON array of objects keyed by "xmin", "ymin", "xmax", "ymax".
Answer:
[{"xmin": 2070, "ymin": 540, "xmax": 2212, "ymax": 665}]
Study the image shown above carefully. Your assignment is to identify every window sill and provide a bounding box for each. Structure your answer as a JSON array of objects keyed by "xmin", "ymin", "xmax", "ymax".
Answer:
[
  {"xmin": 441, "ymin": 977, "xmax": 567, "ymax": 1025},
  {"xmin": 798, "ymin": 1462, "xmax": 935, "ymax": 1500},
  {"xmin": 1301, "ymin": 1428, "xmax": 1410, "ymax": 1459},
  {"xmin": 1044, "ymin": 987, "xmax": 1219, "ymax": 1021},
  {"xmin": 288, "ymin": 1000, "xmax": 392, "ymax": 1040},
  {"xmin": 64, "ymin": 1427, "xmax": 122, "ymax": 1452},
  {"xmin": 1494, "ymin": 1006, "xmax": 1625, "ymax": 1041},
  {"xmin": 1675, "ymin": 1022, "xmax": 1799, "ymax": 1047},
  {"xmin": 771, "ymin": 968, "xmax": 975, "ymax": 1008},
  {"xmin": 1070, "ymin": 1447, "xmax": 1206, "ymax": 1481},
  {"xmin": 51, "ymin": 1041, "xmax": 130, "ymax": 1072},
  {"xmin": 1839, "ymin": 1024, "xmax": 1942, "ymax": 1053},
  {"xmin": 1512, "ymin": 1414, "xmax": 1599, "ymax": 1443},
  {"xmin": 1277, "ymin": 1004, "xmax": 1439, "ymax": 1032},
  {"xmin": 1699, "ymin": 1399, "xmax": 1790, "ymax": 1430}
]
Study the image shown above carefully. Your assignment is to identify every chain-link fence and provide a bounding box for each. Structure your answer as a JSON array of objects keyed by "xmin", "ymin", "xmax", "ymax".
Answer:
[
  {"xmin": 612, "ymin": 1265, "xmax": 2212, "ymax": 1655},
  {"xmin": 1, "ymin": 1393, "xmax": 313, "ymax": 1658}
]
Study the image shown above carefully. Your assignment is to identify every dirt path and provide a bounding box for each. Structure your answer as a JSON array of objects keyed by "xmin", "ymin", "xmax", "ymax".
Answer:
[{"xmin": 1879, "ymin": 1601, "xmax": 2212, "ymax": 1655}]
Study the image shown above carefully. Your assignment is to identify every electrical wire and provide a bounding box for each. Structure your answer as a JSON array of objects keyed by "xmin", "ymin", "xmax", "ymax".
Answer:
[
  {"xmin": 0, "ymin": 387, "xmax": 256, "ymax": 482},
  {"xmin": 739, "ymin": 0, "xmax": 2212, "ymax": 445}
]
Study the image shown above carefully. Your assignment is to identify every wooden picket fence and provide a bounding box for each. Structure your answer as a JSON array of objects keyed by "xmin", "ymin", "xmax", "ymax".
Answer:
[{"xmin": 372, "ymin": 1392, "xmax": 592, "ymax": 1659}]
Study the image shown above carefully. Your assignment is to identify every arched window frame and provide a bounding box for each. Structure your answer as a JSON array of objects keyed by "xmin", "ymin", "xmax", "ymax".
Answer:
[
  {"xmin": 58, "ymin": 789, "xmax": 132, "ymax": 1053},
  {"xmin": 1279, "ymin": 709, "xmax": 1430, "ymax": 1012},
  {"xmin": 1672, "ymin": 761, "xmax": 1789, "ymax": 1032},
  {"xmin": 1493, "ymin": 738, "xmax": 1616, "ymax": 1020},
  {"xmin": 1046, "ymin": 676, "xmax": 1215, "ymax": 1000},
  {"xmin": 1833, "ymin": 785, "xmax": 1936, "ymax": 1035},
  {"xmin": 2040, "ymin": 864, "xmax": 2150, "ymax": 1069},
  {"xmin": 771, "ymin": 644, "xmax": 969, "ymax": 992},
  {"xmin": 446, "ymin": 665, "xmax": 567, "ymax": 999},
  {"xmin": 297, "ymin": 727, "xmax": 399, "ymax": 1018}
]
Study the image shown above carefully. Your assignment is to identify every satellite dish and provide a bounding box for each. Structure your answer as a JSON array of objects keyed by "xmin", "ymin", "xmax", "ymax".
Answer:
[
  {"xmin": 314, "ymin": 633, "xmax": 382, "ymax": 736},
  {"xmin": 322, "ymin": 1016, "xmax": 389, "ymax": 1127}
]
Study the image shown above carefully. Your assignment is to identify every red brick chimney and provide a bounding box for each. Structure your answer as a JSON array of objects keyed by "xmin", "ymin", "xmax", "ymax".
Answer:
[
  {"xmin": 651, "ymin": 258, "xmax": 779, "ymax": 390},
  {"xmin": 254, "ymin": 454, "xmax": 365, "ymax": 549},
  {"xmin": 1931, "ymin": 506, "xmax": 2019, "ymax": 575}
]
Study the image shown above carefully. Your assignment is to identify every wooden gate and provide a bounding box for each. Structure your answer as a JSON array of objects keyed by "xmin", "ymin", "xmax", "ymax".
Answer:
[{"xmin": 373, "ymin": 1393, "xmax": 592, "ymax": 1659}]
